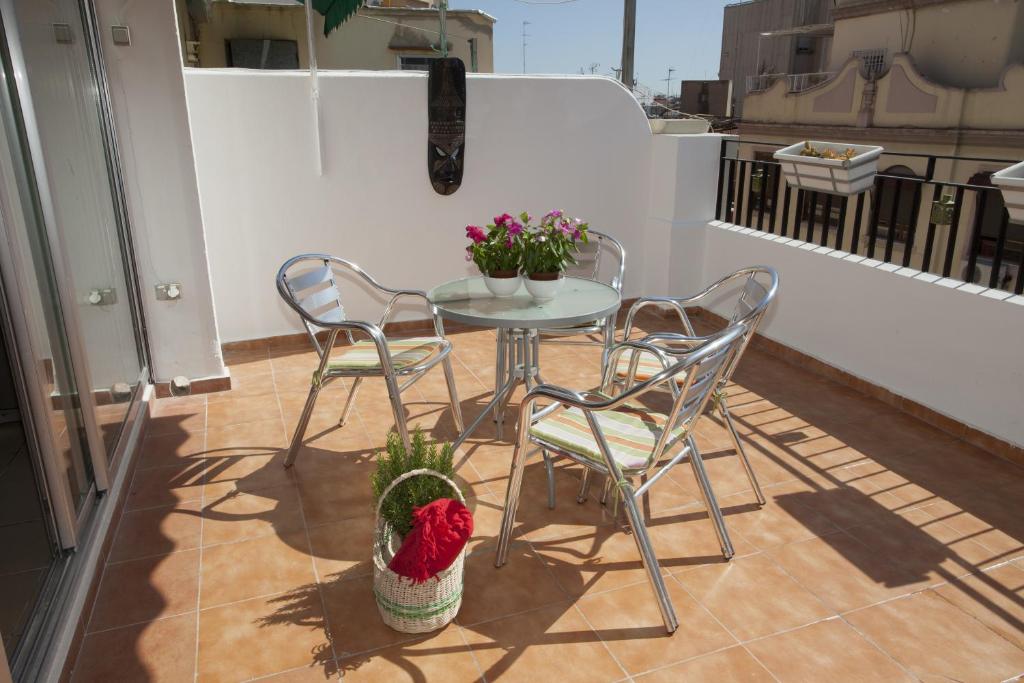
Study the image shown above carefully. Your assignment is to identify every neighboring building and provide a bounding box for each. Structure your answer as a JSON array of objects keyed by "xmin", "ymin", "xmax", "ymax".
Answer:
[
  {"xmin": 176, "ymin": 0, "xmax": 495, "ymax": 72},
  {"xmin": 679, "ymin": 80, "xmax": 733, "ymax": 117},
  {"xmin": 718, "ymin": 0, "xmax": 834, "ymax": 117},
  {"xmin": 733, "ymin": 0, "xmax": 1024, "ymax": 286}
]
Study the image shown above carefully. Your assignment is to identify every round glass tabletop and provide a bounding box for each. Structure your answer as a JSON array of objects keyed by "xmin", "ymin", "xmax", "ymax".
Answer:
[{"xmin": 428, "ymin": 276, "xmax": 621, "ymax": 329}]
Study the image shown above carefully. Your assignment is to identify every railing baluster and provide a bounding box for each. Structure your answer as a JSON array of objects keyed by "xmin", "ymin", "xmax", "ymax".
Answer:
[
  {"xmin": 901, "ymin": 178, "xmax": 924, "ymax": 268},
  {"xmin": 835, "ymin": 196, "xmax": 848, "ymax": 250},
  {"xmin": 964, "ymin": 188, "xmax": 989, "ymax": 284},
  {"xmin": 767, "ymin": 165, "xmax": 780, "ymax": 234},
  {"xmin": 988, "ymin": 208, "xmax": 1010, "ymax": 290},
  {"xmin": 806, "ymin": 192, "xmax": 819, "ymax": 243},
  {"xmin": 725, "ymin": 157, "xmax": 737, "ymax": 223},
  {"xmin": 942, "ymin": 186, "xmax": 966, "ymax": 278},
  {"xmin": 921, "ymin": 183, "xmax": 943, "ymax": 274},
  {"xmin": 756, "ymin": 162, "xmax": 769, "ymax": 231},
  {"xmin": 1015, "ymin": 248, "xmax": 1024, "ymax": 295},
  {"xmin": 850, "ymin": 193, "xmax": 865, "ymax": 255},
  {"xmin": 793, "ymin": 190, "xmax": 805, "ymax": 241},
  {"xmin": 866, "ymin": 180, "xmax": 882, "ymax": 259},
  {"xmin": 744, "ymin": 162, "xmax": 756, "ymax": 228},
  {"xmin": 884, "ymin": 178, "xmax": 902, "ymax": 263},
  {"xmin": 820, "ymin": 194, "xmax": 833, "ymax": 247},
  {"xmin": 780, "ymin": 185, "xmax": 792, "ymax": 237},
  {"xmin": 735, "ymin": 160, "xmax": 747, "ymax": 226}
]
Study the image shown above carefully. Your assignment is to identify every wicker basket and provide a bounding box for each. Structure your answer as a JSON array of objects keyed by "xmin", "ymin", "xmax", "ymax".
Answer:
[{"xmin": 372, "ymin": 468, "xmax": 466, "ymax": 633}]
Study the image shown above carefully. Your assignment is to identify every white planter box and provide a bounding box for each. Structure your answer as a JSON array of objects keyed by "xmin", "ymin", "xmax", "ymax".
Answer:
[
  {"xmin": 992, "ymin": 160, "xmax": 1024, "ymax": 223},
  {"xmin": 773, "ymin": 141, "xmax": 884, "ymax": 196}
]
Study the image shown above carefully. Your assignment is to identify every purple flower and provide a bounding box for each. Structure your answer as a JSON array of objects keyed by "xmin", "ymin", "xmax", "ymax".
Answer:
[
  {"xmin": 466, "ymin": 225, "xmax": 486, "ymax": 244},
  {"xmin": 505, "ymin": 236, "xmax": 514, "ymax": 248},
  {"xmin": 572, "ymin": 228, "xmax": 581, "ymax": 239},
  {"xmin": 544, "ymin": 209, "xmax": 563, "ymax": 220},
  {"xmin": 508, "ymin": 221, "xmax": 523, "ymax": 236}
]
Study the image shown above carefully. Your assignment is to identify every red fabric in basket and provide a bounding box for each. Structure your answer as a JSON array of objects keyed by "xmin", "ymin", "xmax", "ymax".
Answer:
[{"xmin": 388, "ymin": 498, "xmax": 473, "ymax": 583}]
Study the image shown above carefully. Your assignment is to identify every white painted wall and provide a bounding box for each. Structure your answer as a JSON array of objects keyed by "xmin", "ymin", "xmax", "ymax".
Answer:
[
  {"xmin": 95, "ymin": 0, "xmax": 225, "ymax": 382},
  {"xmin": 184, "ymin": 70, "xmax": 654, "ymax": 342},
  {"xmin": 699, "ymin": 220, "xmax": 1024, "ymax": 447}
]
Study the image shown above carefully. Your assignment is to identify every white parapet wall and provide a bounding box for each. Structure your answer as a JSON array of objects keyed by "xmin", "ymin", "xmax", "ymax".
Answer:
[
  {"xmin": 183, "ymin": 70, "xmax": 654, "ymax": 343},
  {"xmin": 699, "ymin": 220, "xmax": 1024, "ymax": 448}
]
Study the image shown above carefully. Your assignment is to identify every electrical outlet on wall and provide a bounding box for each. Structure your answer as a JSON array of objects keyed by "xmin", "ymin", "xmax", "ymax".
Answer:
[{"xmin": 155, "ymin": 283, "xmax": 182, "ymax": 301}]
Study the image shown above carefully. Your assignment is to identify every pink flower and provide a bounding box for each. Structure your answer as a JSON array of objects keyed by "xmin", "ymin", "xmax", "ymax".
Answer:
[
  {"xmin": 465, "ymin": 225, "xmax": 486, "ymax": 244},
  {"xmin": 572, "ymin": 228, "xmax": 581, "ymax": 239},
  {"xmin": 505, "ymin": 236, "xmax": 513, "ymax": 248},
  {"xmin": 544, "ymin": 209, "xmax": 563, "ymax": 220},
  {"xmin": 494, "ymin": 213, "xmax": 513, "ymax": 227},
  {"xmin": 508, "ymin": 221, "xmax": 523, "ymax": 236}
]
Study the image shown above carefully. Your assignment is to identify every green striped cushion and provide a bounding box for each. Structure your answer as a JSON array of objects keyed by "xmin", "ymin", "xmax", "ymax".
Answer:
[
  {"xmin": 614, "ymin": 349, "xmax": 681, "ymax": 384},
  {"xmin": 329, "ymin": 337, "xmax": 441, "ymax": 371},
  {"xmin": 530, "ymin": 403, "xmax": 686, "ymax": 472}
]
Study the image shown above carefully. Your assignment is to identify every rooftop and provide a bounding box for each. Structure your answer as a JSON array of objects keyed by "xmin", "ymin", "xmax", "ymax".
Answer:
[{"xmin": 69, "ymin": 311, "xmax": 1024, "ymax": 681}]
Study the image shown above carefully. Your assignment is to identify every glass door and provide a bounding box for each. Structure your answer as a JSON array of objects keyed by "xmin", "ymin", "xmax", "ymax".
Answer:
[{"xmin": 1, "ymin": 0, "xmax": 147, "ymax": 481}]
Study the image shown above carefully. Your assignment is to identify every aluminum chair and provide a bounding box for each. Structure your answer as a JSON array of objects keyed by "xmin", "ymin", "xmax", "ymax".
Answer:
[
  {"xmin": 613, "ymin": 266, "xmax": 779, "ymax": 506},
  {"xmin": 536, "ymin": 230, "xmax": 625, "ymax": 370},
  {"xmin": 276, "ymin": 254, "xmax": 464, "ymax": 466},
  {"xmin": 495, "ymin": 324, "xmax": 747, "ymax": 634}
]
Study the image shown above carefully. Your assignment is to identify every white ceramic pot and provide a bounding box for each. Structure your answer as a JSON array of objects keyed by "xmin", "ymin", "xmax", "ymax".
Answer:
[
  {"xmin": 483, "ymin": 274, "xmax": 521, "ymax": 297},
  {"xmin": 773, "ymin": 140, "xmax": 884, "ymax": 196},
  {"xmin": 524, "ymin": 274, "xmax": 564, "ymax": 302},
  {"xmin": 992, "ymin": 160, "xmax": 1024, "ymax": 223}
]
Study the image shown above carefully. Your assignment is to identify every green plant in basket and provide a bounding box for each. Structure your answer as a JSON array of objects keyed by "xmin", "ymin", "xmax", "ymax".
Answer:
[{"xmin": 371, "ymin": 429, "xmax": 455, "ymax": 538}]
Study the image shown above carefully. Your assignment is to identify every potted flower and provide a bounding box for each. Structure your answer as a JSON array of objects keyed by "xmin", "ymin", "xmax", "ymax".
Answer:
[
  {"xmin": 773, "ymin": 140, "xmax": 884, "ymax": 196},
  {"xmin": 465, "ymin": 212, "xmax": 526, "ymax": 297},
  {"xmin": 521, "ymin": 210, "xmax": 589, "ymax": 302},
  {"xmin": 992, "ymin": 161, "xmax": 1024, "ymax": 223}
]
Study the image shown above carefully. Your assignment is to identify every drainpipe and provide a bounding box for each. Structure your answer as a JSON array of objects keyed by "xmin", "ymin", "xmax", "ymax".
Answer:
[{"xmin": 303, "ymin": 0, "xmax": 324, "ymax": 176}]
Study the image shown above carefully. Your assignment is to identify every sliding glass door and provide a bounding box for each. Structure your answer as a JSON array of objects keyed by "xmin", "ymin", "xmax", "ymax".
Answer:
[{"xmin": 0, "ymin": 0, "xmax": 148, "ymax": 675}]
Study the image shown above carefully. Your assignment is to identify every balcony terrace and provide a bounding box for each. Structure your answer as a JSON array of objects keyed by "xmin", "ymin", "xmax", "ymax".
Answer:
[
  {"xmin": 38, "ymin": 6, "xmax": 1024, "ymax": 679},
  {"xmin": 67, "ymin": 307, "xmax": 1024, "ymax": 681}
]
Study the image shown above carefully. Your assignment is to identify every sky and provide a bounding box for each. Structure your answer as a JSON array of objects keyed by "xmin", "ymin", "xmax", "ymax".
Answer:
[{"xmin": 450, "ymin": 0, "xmax": 733, "ymax": 94}]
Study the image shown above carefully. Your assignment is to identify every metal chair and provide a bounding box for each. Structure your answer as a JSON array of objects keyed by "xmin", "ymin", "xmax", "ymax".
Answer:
[
  {"xmin": 276, "ymin": 254, "xmax": 464, "ymax": 466},
  {"xmin": 494, "ymin": 324, "xmax": 747, "ymax": 634},
  {"xmin": 613, "ymin": 266, "xmax": 779, "ymax": 506},
  {"xmin": 536, "ymin": 230, "xmax": 625, "ymax": 371}
]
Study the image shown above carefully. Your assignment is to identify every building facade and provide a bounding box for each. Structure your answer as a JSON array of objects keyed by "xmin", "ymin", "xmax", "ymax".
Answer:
[
  {"xmin": 176, "ymin": 0, "xmax": 495, "ymax": 72},
  {"xmin": 718, "ymin": 0, "xmax": 834, "ymax": 117},
  {"xmin": 730, "ymin": 0, "xmax": 1024, "ymax": 287}
]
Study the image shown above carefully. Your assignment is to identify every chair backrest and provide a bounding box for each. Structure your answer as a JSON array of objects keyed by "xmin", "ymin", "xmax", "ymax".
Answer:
[
  {"xmin": 276, "ymin": 254, "xmax": 349, "ymax": 356},
  {"xmin": 716, "ymin": 267, "xmax": 778, "ymax": 381},
  {"xmin": 563, "ymin": 230, "xmax": 626, "ymax": 293}
]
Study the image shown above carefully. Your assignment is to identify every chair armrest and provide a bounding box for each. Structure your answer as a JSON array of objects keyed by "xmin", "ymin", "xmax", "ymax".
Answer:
[{"xmin": 377, "ymin": 289, "xmax": 436, "ymax": 330}]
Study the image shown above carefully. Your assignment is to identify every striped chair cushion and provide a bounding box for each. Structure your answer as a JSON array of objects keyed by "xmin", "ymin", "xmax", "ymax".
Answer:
[
  {"xmin": 328, "ymin": 337, "xmax": 442, "ymax": 371},
  {"xmin": 530, "ymin": 403, "xmax": 686, "ymax": 472},
  {"xmin": 614, "ymin": 349, "xmax": 679, "ymax": 384}
]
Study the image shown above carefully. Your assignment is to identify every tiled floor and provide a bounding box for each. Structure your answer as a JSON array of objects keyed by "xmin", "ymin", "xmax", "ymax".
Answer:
[{"xmin": 70, "ymin": 313, "xmax": 1024, "ymax": 682}]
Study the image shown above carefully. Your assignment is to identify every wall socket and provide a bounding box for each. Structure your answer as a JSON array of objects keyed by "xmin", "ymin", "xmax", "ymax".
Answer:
[{"xmin": 155, "ymin": 283, "xmax": 182, "ymax": 301}]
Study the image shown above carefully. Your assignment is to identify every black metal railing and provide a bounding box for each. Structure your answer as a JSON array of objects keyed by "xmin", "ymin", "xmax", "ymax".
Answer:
[{"xmin": 715, "ymin": 140, "xmax": 1024, "ymax": 295}]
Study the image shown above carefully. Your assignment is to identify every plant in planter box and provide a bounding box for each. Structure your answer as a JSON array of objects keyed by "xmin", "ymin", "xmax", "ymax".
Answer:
[
  {"xmin": 370, "ymin": 429, "xmax": 471, "ymax": 634},
  {"xmin": 521, "ymin": 210, "xmax": 589, "ymax": 301},
  {"xmin": 465, "ymin": 213, "xmax": 527, "ymax": 296}
]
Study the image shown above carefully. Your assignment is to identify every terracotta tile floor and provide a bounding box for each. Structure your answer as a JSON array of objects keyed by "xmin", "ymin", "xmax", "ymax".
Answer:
[{"xmin": 70, "ymin": 314, "xmax": 1024, "ymax": 682}]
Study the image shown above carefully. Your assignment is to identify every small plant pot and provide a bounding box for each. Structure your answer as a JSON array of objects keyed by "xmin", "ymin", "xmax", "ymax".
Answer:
[
  {"xmin": 992, "ymin": 160, "xmax": 1024, "ymax": 224},
  {"xmin": 773, "ymin": 140, "xmax": 883, "ymax": 196},
  {"xmin": 524, "ymin": 272, "xmax": 564, "ymax": 302},
  {"xmin": 482, "ymin": 270, "xmax": 522, "ymax": 297}
]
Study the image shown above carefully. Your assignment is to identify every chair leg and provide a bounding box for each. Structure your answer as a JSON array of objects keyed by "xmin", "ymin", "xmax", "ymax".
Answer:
[
  {"xmin": 495, "ymin": 443, "xmax": 532, "ymax": 567},
  {"xmin": 600, "ymin": 475, "xmax": 612, "ymax": 505},
  {"xmin": 284, "ymin": 382, "xmax": 322, "ymax": 468},
  {"xmin": 441, "ymin": 356, "xmax": 465, "ymax": 433},
  {"xmin": 720, "ymin": 397, "xmax": 765, "ymax": 506},
  {"xmin": 338, "ymin": 377, "xmax": 362, "ymax": 427},
  {"xmin": 686, "ymin": 436, "xmax": 734, "ymax": 559},
  {"xmin": 386, "ymin": 374, "xmax": 412, "ymax": 454},
  {"xmin": 576, "ymin": 467, "xmax": 592, "ymax": 504},
  {"xmin": 621, "ymin": 482, "xmax": 679, "ymax": 634},
  {"xmin": 542, "ymin": 450, "xmax": 556, "ymax": 510}
]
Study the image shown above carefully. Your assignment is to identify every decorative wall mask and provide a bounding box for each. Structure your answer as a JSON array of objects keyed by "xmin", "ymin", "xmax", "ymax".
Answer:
[{"xmin": 428, "ymin": 58, "xmax": 466, "ymax": 196}]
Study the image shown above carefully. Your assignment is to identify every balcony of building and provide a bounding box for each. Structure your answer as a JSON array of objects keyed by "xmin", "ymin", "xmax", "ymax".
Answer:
[{"xmin": 1, "ymin": 2, "xmax": 1023, "ymax": 681}]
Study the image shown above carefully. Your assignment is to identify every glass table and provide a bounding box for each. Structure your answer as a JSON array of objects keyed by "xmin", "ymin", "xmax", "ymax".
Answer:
[{"xmin": 428, "ymin": 276, "xmax": 621, "ymax": 451}]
